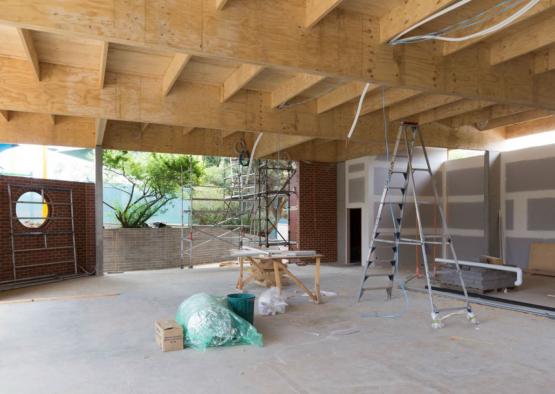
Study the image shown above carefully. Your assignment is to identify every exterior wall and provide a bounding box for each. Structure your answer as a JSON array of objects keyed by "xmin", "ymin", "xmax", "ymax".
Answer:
[
  {"xmin": 292, "ymin": 161, "xmax": 337, "ymax": 263},
  {"xmin": 444, "ymin": 155, "xmax": 487, "ymax": 261},
  {"xmin": 0, "ymin": 176, "xmax": 95, "ymax": 282},
  {"xmin": 501, "ymin": 145, "xmax": 555, "ymax": 268},
  {"xmin": 103, "ymin": 227, "xmax": 234, "ymax": 272}
]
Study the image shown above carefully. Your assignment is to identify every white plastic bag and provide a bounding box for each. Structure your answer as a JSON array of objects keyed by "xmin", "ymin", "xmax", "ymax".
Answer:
[{"xmin": 257, "ymin": 287, "xmax": 288, "ymax": 316}]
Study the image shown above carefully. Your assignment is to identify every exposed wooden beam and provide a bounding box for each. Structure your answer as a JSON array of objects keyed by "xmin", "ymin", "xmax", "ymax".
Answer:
[
  {"xmin": 388, "ymin": 95, "xmax": 462, "ymax": 121},
  {"xmin": 380, "ymin": 0, "xmax": 458, "ymax": 43},
  {"xmin": 445, "ymin": 104, "xmax": 534, "ymax": 129},
  {"xmin": 505, "ymin": 115, "xmax": 555, "ymax": 139},
  {"xmin": 221, "ymin": 130, "xmax": 238, "ymax": 139},
  {"xmin": 418, "ymin": 100, "xmax": 496, "ymax": 125},
  {"xmin": 490, "ymin": 13, "xmax": 555, "ymax": 65},
  {"xmin": 317, "ymin": 82, "xmax": 376, "ymax": 114},
  {"xmin": 141, "ymin": 123, "xmax": 149, "ymax": 132},
  {"xmin": 16, "ymin": 28, "xmax": 40, "ymax": 81},
  {"xmin": 1, "ymin": 2, "xmax": 555, "ymax": 109},
  {"xmin": 216, "ymin": 0, "xmax": 230, "ymax": 10},
  {"xmin": 182, "ymin": 127, "xmax": 195, "ymax": 135},
  {"xmin": 305, "ymin": 0, "xmax": 344, "ymax": 29},
  {"xmin": 360, "ymin": 88, "xmax": 421, "ymax": 116},
  {"xmin": 255, "ymin": 134, "xmax": 314, "ymax": 158},
  {"xmin": 95, "ymin": 118, "xmax": 107, "ymax": 146},
  {"xmin": 48, "ymin": 114, "xmax": 56, "ymax": 125},
  {"xmin": 271, "ymin": 73, "xmax": 325, "ymax": 108},
  {"xmin": 480, "ymin": 109, "xmax": 553, "ymax": 131},
  {"xmin": 98, "ymin": 41, "xmax": 109, "ymax": 88},
  {"xmin": 221, "ymin": 64, "xmax": 265, "ymax": 102},
  {"xmin": 443, "ymin": 1, "xmax": 554, "ymax": 56},
  {"xmin": 162, "ymin": 53, "xmax": 192, "ymax": 96},
  {"xmin": 0, "ymin": 110, "xmax": 9, "ymax": 122},
  {"xmin": 534, "ymin": 46, "xmax": 555, "ymax": 74}
]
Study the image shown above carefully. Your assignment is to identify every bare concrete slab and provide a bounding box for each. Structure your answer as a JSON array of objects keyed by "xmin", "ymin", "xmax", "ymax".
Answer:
[{"xmin": 0, "ymin": 265, "xmax": 554, "ymax": 393}]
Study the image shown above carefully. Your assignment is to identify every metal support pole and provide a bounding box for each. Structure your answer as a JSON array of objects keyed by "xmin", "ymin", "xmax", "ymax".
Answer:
[{"xmin": 95, "ymin": 146, "xmax": 104, "ymax": 276}]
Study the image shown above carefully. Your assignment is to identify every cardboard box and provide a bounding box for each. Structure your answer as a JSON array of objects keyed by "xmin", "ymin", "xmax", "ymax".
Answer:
[{"xmin": 155, "ymin": 320, "xmax": 184, "ymax": 352}]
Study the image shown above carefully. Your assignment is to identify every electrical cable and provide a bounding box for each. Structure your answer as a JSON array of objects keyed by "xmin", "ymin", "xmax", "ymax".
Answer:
[
  {"xmin": 389, "ymin": 0, "xmax": 540, "ymax": 45},
  {"xmin": 347, "ymin": 82, "xmax": 371, "ymax": 140}
]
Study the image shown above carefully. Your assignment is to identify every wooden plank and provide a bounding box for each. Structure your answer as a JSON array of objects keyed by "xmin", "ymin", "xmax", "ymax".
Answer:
[
  {"xmin": 221, "ymin": 64, "xmax": 264, "ymax": 102},
  {"xmin": 47, "ymin": 114, "xmax": 56, "ymax": 125},
  {"xmin": 17, "ymin": 28, "xmax": 40, "ymax": 81},
  {"xmin": 162, "ymin": 53, "xmax": 192, "ymax": 96},
  {"xmin": 317, "ymin": 81, "xmax": 376, "ymax": 114},
  {"xmin": 477, "ymin": 109, "xmax": 552, "ymax": 131},
  {"xmin": 305, "ymin": 0, "xmax": 344, "ymax": 29},
  {"xmin": 221, "ymin": 130, "xmax": 238, "ymax": 139},
  {"xmin": 182, "ymin": 126, "xmax": 195, "ymax": 135},
  {"xmin": 255, "ymin": 134, "xmax": 314, "ymax": 158},
  {"xmin": 0, "ymin": 110, "xmax": 8, "ymax": 122},
  {"xmin": 95, "ymin": 118, "xmax": 107, "ymax": 146},
  {"xmin": 443, "ymin": 1, "xmax": 555, "ymax": 56},
  {"xmin": 271, "ymin": 73, "xmax": 325, "ymax": 108},
  {"xmin": 445, "ymin": 104, "xmax": 534, "ymax": 129},
  {"xmin": 98, "ymin": 41, "xmax": 109, "ymax": 88},
  {"xmin": 528, "ymin": 243, "xmax": 555, "ymax": 276},
  {"xmin": 418, "ymin": 100, "xmax": 496, "ymax": 125},
  {"xmin": 534, "ymin": 46, "xmax": 555, "ymax": 74},
  {"xmin": 388, "ymin": 95, "xmax": 462, "ymax": 121},
  {"xmin": 380, "ymin": 0, "xmax": 459, "ymax": 43},
  {"xmin": 360, "ymin": 88, "xmax": 421, "ymax": 116},
  {"xmin": 505, "ymin": 115, "xmax": 555, "ymax": 138},
  {"xmin": 216, "ymin": 0, "xmax": 229, "ymax": 10},
  {"xmin": 490, "ymin": 13, "xmax": 555, "ymax": 65}
]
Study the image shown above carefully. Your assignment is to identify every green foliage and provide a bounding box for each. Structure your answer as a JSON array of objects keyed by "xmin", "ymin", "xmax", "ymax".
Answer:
[{"xmin": 103, "ymin": 150, "xmax": 203, "ymax": 228}]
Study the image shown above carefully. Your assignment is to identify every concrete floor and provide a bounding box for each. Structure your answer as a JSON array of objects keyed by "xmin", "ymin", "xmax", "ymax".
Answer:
[{"xmin": 1, "ymin": 264, "xmax": 554, "ymax": 394}]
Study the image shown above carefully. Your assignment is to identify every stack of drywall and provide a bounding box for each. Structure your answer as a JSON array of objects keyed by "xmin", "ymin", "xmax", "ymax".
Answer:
[{"xmin": 435, "ymin": 267, "xmax": 516, "ymax": 292}]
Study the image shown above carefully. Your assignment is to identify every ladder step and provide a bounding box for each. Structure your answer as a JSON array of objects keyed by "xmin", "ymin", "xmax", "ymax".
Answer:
[
  {"xmin": 362, "ymin": 286, "xmax": 393, "ymax": 292},
  {"xmin": 436, "ymin": 306, "xmax": 468, "ymax": 314},
  {"xmin": 365, "ymin": 273, "xmax": 394, "ymax": 279},
  {"xmin": 369, "ymin": 259, "xmax": 396, "ymax": 265}
]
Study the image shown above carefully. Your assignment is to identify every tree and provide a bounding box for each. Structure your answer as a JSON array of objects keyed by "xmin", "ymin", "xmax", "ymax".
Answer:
[{"xmin": 103, "ymin": 150, "xmax": 202, "ymax": 228}]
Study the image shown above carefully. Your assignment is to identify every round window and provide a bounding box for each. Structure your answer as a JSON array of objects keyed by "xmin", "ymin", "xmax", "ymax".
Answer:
[{"xmin": 16, "ymin": 191, "xmax": 50, "ymax": 228}]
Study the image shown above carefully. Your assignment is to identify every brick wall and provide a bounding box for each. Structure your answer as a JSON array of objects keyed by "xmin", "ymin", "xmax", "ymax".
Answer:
[
  {"xmin": 291, "ymin": 162, "xmax": 337, "ymax": 263},
  {"xmin": 0, "ymin": 176, "xmax": 96, "ymax": 283},
  {"xmin": 103, "ymin": 227, "xmax": 236, "ymax": 272}
]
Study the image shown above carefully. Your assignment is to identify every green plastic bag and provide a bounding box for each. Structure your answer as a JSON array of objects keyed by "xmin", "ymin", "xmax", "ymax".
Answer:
[{"xmin": 176, "ymin": 293, "xmax": 263, "ymax": 351}]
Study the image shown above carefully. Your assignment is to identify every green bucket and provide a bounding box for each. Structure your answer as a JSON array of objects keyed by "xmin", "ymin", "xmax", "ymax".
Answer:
[{"xmin": 227, "ymin": 293, "xmax": 256, "ymax": 325}]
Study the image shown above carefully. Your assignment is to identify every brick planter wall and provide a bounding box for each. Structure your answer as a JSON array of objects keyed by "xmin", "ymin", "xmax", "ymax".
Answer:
[
  {"xmin": 0, "ymin": 176, "xmax": 95, "ymax": 283},
  {"xmin": 103, "ymin": 227, "xmax": 236, "ymax": 272},
  {"xmin": 291, "ymin": 162, "xmax": 337, "ymax": 263}
]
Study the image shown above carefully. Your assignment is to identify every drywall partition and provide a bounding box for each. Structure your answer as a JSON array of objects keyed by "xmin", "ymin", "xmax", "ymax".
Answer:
[
  {"xmin": 344, "ymin": 148, "xmax": 447, "ymax": 268},
  {"xmin": 502, "ymin": 144, "xmax": 555, "ymax": 268},
  {"xmin": 444, "ymin": 155, "xmax": 486, "ymax": 261}
]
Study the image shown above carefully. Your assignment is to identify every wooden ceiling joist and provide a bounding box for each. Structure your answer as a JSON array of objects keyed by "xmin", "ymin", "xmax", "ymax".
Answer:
[
  {"xmin": 16, "ymin": 28, "xmax": 40, "ymax": 81},
  {"xmin": 360, "ymin": 88, "xmax": 421, "ymax": 116},
  {"xmin": 98, "ymin": 41, "xmax": 109, "ymax": 88},
  {"xmin": 317, "ymin": 82, "xmax": 376, "ymax": 114},
  {"xmin": 271, "ymin": 73, "xmax": 325, "ymax": 108},
  {"xmin": 255, "ymin": 134, "xmax": 314, "ymax": 158},
  {"xmin": 388, "ymin": 95, "xmax": 462, "ymax": 121},
  {"xmin": 216, "ymin": 0, "xmax": 230, "ymax": 10},
  {"xmin": 162, "ymin": 53, "xmax": 192, "ymax": 96},
  {"xmin": 534, "ymin": 46, "xmax": 555, "ymax": 74},
  {"xmin": 380, "ymin": 0, "xmax": 459, "ymax": 43},
  {"xmin": 418, "ymin": 100, "xmax": 496, "ymax": 125},
  {"xmin": 0, "ymin": 110, "xmax": 9, "ymax": 122},
  {"xmin": 490, "ymin": 12, "xmax": 555, "ymax": 65},
  {"xmin": 182, "ymin": 127, "xmax": 196, "ymax": 135},
  {"xmin": 305, "ymin": 0, "xmax": 345, "ymax": 29},
  {"xmin": 221, "ymin": 64, "xmax": 264, "ymax": 102}
]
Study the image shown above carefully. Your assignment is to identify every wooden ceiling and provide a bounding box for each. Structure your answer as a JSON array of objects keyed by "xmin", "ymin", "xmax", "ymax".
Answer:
[{"xmin": 0, "ymin": 0, "xmax": 553, "ymax": 162}]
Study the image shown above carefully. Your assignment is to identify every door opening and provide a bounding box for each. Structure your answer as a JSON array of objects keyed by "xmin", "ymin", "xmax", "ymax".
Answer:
[{"xmin": 348, "ymin": 208, "xmax": 362, "ymax": 264}]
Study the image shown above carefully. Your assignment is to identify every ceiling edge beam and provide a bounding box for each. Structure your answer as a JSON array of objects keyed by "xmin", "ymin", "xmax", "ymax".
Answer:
[
  {"xmin": 95, "ymin": 118, "xmax": 108, "ymax": 146},
  {"xmin": 98, "ymin": 41, "xmax": 109, "ymax": 88}
]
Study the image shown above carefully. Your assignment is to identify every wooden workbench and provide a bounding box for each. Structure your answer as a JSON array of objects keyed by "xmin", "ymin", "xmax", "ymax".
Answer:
[{"xmin": 234, "ymin": 253, "xmax": 322, "ymax": 303}]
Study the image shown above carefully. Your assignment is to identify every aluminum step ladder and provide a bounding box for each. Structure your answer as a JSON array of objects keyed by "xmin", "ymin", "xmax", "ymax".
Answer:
[{"xmin": 356, "ymin": 122, "xmax": 478, "ymax": 328}]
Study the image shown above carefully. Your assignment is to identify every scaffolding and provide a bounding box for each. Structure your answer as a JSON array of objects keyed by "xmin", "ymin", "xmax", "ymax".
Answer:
[{"xmin": 179, "ymin": 155, "xmax": 296, "ymax": 268}]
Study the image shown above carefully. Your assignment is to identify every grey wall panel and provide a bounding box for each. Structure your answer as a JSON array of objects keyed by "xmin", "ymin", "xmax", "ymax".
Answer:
[
  {"xmin": 447, "ymin": 235, "xmax": 485, "ymax": 261},
  {"xmin": 447, "ymin": 167, "xmax": 484, "ymax": 196},
  {"xmin": 447, "ymin": 202, "xmax": 484, "ymax": 230},
  {"xmin": 373, "ymin": 167, "xmax": 442, "ymax": 197},
  {"xmin": 348, "ymin": 177, "xmax": 365, "ymax": 203},
  {"xmin": 527, "ymin": 198, "xmax": 555, "ymax": 231},
  {"xmin": 505, "ymin": 238, "xmax": 555, "ymax": 268},
  {"xmin": 373, "ymin": 202, "xmax": 438, "ymax": 229},
  {"xmin": 505, "ymin": 200, "xmax": 514, "ymax": 230},
  {"xmin": 506, "ymin": 157, "xmax": 555, "ymax": 192},
  {"xmin": 348, "ymin": 163, "xmax": 365, "ymax": 173}
]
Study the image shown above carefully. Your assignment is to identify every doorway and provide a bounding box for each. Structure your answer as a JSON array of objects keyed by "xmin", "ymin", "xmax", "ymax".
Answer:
[{"xmin": 348, "ymin": 208, "xmax": 362, "ymax": 264}]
